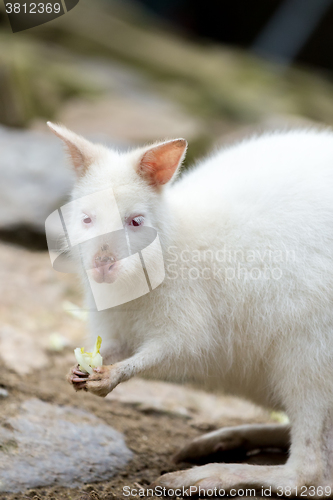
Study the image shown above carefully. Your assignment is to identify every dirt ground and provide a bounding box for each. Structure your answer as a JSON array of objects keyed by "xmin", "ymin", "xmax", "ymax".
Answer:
[
  {"xmin": 0, "ymin": 355, "xmax": 287, "ymax": 500},
  {"xmin": 0, "ymin": 242, "xmax": 287, "ymax": 500},
  {"xmin": 0, "ymin": 354, "xmax": 200, "ymax": 500}
]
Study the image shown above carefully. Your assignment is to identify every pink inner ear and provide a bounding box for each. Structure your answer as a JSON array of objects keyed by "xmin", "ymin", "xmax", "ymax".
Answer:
[{"xmin": 139, "ymin": 139, "xmax": 187, "ymax": 186}]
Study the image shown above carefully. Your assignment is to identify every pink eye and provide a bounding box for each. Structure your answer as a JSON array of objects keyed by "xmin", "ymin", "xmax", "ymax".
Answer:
[
  {"xmin": 129, "ymin": 216, "xmax": 144, "ymax": 227},
  {"xmin": 83, "ymin": 216, "xmax": 92, "ymax": 224}
]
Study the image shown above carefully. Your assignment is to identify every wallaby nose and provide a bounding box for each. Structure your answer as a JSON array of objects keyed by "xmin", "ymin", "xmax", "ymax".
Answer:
[
  {"xmin": 93, "ymin": 248, "xmax": 116, "ymax": 283},
  {"xmin": 94, "ymin": 254, "xmax": 115, "ymax": 268}
]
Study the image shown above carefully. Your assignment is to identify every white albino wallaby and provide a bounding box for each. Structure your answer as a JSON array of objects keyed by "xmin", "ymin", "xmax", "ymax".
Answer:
[{"xmin": 48, "ymin": 121, "xmax": 333, "ymax": 492}]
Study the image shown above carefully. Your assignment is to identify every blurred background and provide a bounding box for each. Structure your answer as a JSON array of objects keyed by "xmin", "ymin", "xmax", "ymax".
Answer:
[
  {"xmin": 2, "ymin": 0, "xmax": 333, "ymax": 245},
  {"xmin": 0, "ymin": 1, "xmax": 331, "ymax": 498}
]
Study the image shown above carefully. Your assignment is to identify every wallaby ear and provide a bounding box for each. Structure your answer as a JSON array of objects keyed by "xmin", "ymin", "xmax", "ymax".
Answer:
[
  {"xmin": 137, "ymin": 139, "xmax": 187, "ymax": 187},
  {"xmin": 47, "ymin": 122, "xmax": 97, "ymax": 176}
]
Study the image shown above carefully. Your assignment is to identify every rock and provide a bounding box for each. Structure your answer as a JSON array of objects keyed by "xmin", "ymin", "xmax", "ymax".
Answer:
[
  {"xmin": 58, "ymin": 93, "xmax": 203, "ymax": 145},
  {"xmin": 0, "ymin": 126, "xmax": 74, "ymax": 232},
  {"xmin": 108, "ymin": 378, "xmax": 269, "ymax": 425},
  {"xmin": 0, "ymin": 388, "xmax": 8, "ymax": 398},
  {"xmin": 0, "ymin": 398, "xmax": 132, "ymax": 493},
  {"xmin": 0, "ymin": 324, "xmax": 49, "ymax": 375},
  {"xmin": 0, "ymin": 242, "xmax": 84, "ymax": 366}
]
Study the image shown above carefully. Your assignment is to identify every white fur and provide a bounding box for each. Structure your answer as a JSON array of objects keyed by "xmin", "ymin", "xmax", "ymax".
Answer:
[{"xmin": 56, "ymin": 126, "xmax": 333, "ymax": 489}]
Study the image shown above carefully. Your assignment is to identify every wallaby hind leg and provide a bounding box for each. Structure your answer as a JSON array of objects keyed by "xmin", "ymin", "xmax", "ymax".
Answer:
[
  {"xmin": 174, "ymin": 423, "xmax": 291, "ymax": 463},
  {"xmin": 155, "ymin": 403, "xmax": 330, "ymax": 493}
]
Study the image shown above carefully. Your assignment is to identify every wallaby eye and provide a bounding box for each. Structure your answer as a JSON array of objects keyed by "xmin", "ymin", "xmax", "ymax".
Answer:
[
  {"xmin": 83, "ymin": 215, "xmax": 92, "ymax": 225},
  {"xmin": 129, "ymin": 216, "xmax": 144, "ymax": 227}
]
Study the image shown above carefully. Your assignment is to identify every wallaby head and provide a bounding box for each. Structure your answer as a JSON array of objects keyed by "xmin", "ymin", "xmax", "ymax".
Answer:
[{"xmin": 47, "ymin": 122, "xmax": 187, "ymax": 284}]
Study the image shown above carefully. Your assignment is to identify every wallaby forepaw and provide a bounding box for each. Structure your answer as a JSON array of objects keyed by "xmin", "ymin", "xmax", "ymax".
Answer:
[
  {"xmin": 67, "ymin": 364, "xmax": 89, "ymax": 392},
  {"xmin": 86, "ymin": 364, "xmax": 121, "ymax": 397}
]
